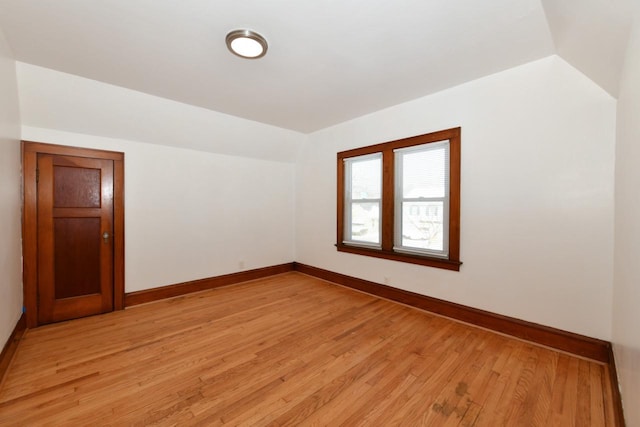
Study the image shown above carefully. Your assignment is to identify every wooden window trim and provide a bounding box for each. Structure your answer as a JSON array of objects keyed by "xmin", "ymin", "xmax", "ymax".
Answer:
[{"xmin": 337, "ymin": 127, "xmax": 461, "ymax": 271}]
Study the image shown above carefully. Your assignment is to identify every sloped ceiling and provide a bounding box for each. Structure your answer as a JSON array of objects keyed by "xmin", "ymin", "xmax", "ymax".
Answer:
[
  {"xmin": 541, "ymin": 0, "xmax": 632, "ymax": 97},
  {"xmin": 0, "ymin": 0, "xmax": 632, "ymax": 133}
]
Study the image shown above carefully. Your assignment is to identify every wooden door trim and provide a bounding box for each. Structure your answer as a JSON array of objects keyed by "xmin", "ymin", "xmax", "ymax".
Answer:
[{"xmin": 22, "ymin": 141, "xmax": 125, "ymax": 328}]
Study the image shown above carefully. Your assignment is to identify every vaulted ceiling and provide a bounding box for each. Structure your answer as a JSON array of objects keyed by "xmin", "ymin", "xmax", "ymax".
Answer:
[{"xmin": 0, "ymin": 0, "xmax": 632, "ymax": 133}]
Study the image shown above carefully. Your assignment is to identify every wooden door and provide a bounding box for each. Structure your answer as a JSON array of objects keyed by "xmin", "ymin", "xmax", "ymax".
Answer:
[
  {"xmin": 22, "ymin": 141, "xmax": 125, "ymax": 328},
  {"xmin": 36, "ymin": 154, "xmax": 114, "ymax": 324}
]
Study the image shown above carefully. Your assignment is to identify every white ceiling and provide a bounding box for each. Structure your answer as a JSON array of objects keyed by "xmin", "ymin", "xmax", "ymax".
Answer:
[{"xmin": 0, "ymin": 0, "xmax": 632, "ymax": 133}]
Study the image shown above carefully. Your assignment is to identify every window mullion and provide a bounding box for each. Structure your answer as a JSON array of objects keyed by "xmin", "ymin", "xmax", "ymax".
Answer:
[{"xmin": 381, "ymin": 148, "xmax": 394, "ymax": 251}]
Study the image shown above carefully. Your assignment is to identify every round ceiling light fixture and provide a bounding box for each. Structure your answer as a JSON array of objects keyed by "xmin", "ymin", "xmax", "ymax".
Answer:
[{"xmin": 225, "ymin": 29, "xmax": 268, "ymax": 59}]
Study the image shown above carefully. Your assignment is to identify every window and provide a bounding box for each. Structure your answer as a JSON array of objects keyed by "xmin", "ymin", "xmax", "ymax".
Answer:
[
  {"xmin": 343, "ymin": 153, "xmax": 382, "ymax": 246},
  {"xmin": 337, "ymin": 127, "xmax": 461, "ymax": 271}
]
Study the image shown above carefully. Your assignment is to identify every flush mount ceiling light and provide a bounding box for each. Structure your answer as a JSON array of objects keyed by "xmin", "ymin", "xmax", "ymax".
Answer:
[{"xmin": 225, "ymin": 29, "xmax": 268, "ymax": 59}]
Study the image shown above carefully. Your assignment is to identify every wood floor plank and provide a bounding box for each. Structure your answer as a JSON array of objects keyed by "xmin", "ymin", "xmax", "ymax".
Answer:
[
  {"xmin": 529, "ymin": 347, "xmax": 557, "ymax": 426},
  {"xmin": 602, "ymin": 364, "xmax": 619, "ymax": 427},
  {"xmin": 590, "ymin": 363, "xmax": 606, "ymax": 427},
  {"xmin": 564, "ymin": 357, "xmax": 581, "ymax": 425},
  {"xmin": 0, "ymin": 272, "xmax": 616, "ymax": 425}
]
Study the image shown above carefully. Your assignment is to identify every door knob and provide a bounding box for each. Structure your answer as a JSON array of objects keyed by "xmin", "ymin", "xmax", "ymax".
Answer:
[{"xmin": 103, "ymin": 232, "xmax": 110, "ymax": 243}]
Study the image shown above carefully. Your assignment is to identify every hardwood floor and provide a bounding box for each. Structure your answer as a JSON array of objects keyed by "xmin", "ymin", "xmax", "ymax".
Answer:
[{"xmin": 0, "ymin": 272, "xmax": 617, "ymax": 426}]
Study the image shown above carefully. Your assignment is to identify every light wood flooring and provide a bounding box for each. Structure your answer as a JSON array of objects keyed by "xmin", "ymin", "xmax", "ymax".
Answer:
[{"xmin": 0, "ymin": 272, "xmax": 617, "ymax": 426}]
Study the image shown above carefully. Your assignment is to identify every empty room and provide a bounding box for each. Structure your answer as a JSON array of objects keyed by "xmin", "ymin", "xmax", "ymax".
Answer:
[{"xmin": 0, "ymin": 1, "xmax": 639, "ymax": 425}]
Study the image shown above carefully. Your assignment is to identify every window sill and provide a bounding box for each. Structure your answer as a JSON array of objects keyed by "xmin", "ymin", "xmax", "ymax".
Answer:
[{"xmin": 336, "ymin": 243, "xmax": 462, "ymax": 271}]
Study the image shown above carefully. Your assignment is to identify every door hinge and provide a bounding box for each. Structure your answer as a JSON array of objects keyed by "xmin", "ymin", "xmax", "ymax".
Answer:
[{"xmin": 36, "ymin": 168, "xmax": 39, "ymax": 184}]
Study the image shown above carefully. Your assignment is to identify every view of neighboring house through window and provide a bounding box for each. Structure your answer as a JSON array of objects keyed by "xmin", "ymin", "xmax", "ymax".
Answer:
[{"xmin": 337, "ymin": 127, "xmax": 461, "ymax": 271}]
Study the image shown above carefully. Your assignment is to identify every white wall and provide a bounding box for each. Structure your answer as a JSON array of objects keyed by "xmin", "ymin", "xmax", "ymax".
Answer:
[
  {"xmin": 613, "ymin": 5, "xmax": 640, "ymax": 425},
  {"xmin": 17, "ymin": 63, "xmax": 303, "ymax": 163},
  {"xmin": 0, "ymin": 27, "xmax": 23, "ymax": 346},
  {"xmin": 17, "ymin": 66, "xmax": 302, "ymax": 293},
  {"xmin": 23, "ymin": 127, "xmax": 296, "ymax": 293},
  {"xmin": 296, "ymin": 55, "xmax": 616, "ymax": 340}
]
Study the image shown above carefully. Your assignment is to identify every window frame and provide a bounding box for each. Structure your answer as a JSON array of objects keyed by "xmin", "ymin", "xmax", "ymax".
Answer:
[
  {"xmin": 336, "ymin": 127, "xmax": 461, "ymax": 271},
  {"xmin": 393, "ymin": 140, "xmax": 450, "ymax": 258},
  {"xmin": 343, "ymin": 152, "xmax": 383, "ymax": 248}
]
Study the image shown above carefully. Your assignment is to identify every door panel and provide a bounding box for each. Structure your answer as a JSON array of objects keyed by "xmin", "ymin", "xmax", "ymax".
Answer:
[
  {"xmin": 53, "ymin": 217, "xmax": 101, "ymax": 298},
  {"xmin": 54, "ymin": 166, "xmax": 102, "ymax": 208},
  {"xmin": 37, "ymin": 154, "xmax": 114, "ymax": 324}
]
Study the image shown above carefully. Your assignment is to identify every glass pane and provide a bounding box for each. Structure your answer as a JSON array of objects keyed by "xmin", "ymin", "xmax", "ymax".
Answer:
[
  {"xmin": 350, "ymin": 202, "xmax": 380, "ymax": 244},
  {"xmin": 402, "ymin": 146, "xmax": 446, "ymax": 198},
  {"xmin": 401, "ymin": 201, "xmax": 444, "ymax": 251},
  {"xmin": 351, "ymin": 157, "xmax": 381, "ymax": 200}
]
